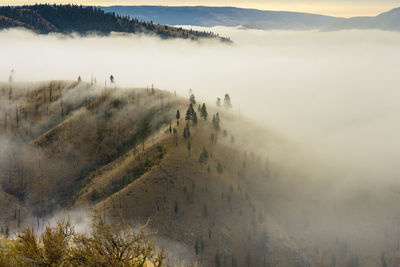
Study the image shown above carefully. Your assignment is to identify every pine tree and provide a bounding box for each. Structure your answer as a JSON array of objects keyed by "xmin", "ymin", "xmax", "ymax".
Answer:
[
  {"xmin": 224, "ymin": 93, "xmax": 232, "ymax": 108},
  {"xmin": 176, "ymin": 109, "xmax": 180, "ymax": 125},
  {"xmin": 173, "ymin": 128, "xmax": 178, "ymax": 146},
  {"xmin": 193, "ymin": 111, "xmax": 198, "ymax": 124},
  {"xmin": 216, "ymin": 97, "xmax": 221, "ymax": 107},
  {"xmin": 212, "ymin": 113, "xmax": 220, "ymax": 131},
  {"xmin": 199, "ymin": 147, "xmax": 208, "ymax": 168},
  {"xmin": 201, "ymin": 103, "xmax": 208, "ymax": 120},
  {"xmin": 189, "ymin": 94, "xmax": 196, "ymax": 105},
  {"xmin": 185, "ymin": 104, "xmax": 194, "ymax": 121}
]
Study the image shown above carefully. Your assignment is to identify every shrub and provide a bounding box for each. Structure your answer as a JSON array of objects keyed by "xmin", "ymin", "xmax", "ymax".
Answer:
[{"xmin": 0, "ymin": 212, "xmax": 167, "ymax": 267}]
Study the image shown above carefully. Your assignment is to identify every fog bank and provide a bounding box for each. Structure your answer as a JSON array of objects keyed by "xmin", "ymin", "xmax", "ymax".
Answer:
[{"xmin": 1, "ymin": 28, "xmax": 400, "ymax": 186}]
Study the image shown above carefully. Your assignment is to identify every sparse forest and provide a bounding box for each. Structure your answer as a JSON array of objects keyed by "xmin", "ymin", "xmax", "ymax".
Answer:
[
  {"xmin": 0, "ymin": 79, "xmax": 280, "ymax": 266},
  {"xmin": 0, "ymin": 78, "xmax": 399, "ymax": 266}
]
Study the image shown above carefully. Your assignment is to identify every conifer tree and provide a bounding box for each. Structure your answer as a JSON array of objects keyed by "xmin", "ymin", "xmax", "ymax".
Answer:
[
  {"xmin": 176, "ymin": 109, "xmax": 180, "ymax": 126},
  {"xmin": 193, "ymin": 111, "xmax": 198, "ymax": 124},
  {"xmin": 189, "ymin": 94, "xmax": 196, "ymax": 105},
  {"xmin": 224, "ymin": 93, "xmax": 232, "ymax": 108},
  {"xmin": 185, "ymin": 104, "xmax": 194, "ymax": 121},
  {"xmin": 199, "ymin": 147, "xmax": 208, "ymax": 169},
  {"xmin": 216, "ymin": 97, "xmax": 221, "ymax": 107},
  {"xmin": 200, "ymin": 103, "xmax": 208, "ymax": 120},
  {"xmin": 173, "ymin": 128, "xmax": 178, "ymax": 146},
  {"xmin": 212, "ymin": 113, "xmax": 220, "ymax": 131}
]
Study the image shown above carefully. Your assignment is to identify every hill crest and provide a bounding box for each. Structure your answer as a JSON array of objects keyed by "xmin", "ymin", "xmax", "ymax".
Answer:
[{"xmin": 0, "ymin": 4, "xmax": 231, "ymax": 42}]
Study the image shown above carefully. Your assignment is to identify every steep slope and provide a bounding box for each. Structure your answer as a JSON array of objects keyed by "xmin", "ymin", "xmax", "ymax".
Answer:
[
  {"xmin": 101, "ymin": 6, "xmax": 341, "ymax": 30},
  {"xmin": 2, "ymin": 81, "xmax": 400, "ymax": 266},
  {"xmin": 72, "ymin": 105, "xmax": 305, "ymax": 266},
  {"xmin": 0, "ymin": 80, "xmax": 185, "ymax": 227},
  {"xmin": 0, "ymin": 5, "xmax": 231, "ymax": 42},
  {"xmin": 0, "ymin": 80, "xmax": 305, "ymax": 265}
]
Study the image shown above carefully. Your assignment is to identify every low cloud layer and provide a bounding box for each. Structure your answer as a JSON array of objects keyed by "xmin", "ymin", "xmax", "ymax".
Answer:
[{"xmin": 1, "ymin": 27, "xmax": 400, "ymax": 187}]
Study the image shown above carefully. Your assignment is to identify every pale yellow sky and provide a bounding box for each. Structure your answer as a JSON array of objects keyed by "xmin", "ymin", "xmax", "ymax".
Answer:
[{"xmin": 1, "ymin": 0, "xmax": 399, "ymax": 17}]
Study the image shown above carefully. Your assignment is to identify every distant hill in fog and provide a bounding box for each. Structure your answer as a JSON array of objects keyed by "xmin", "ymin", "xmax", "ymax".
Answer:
[
  {"xmin": 0, "ymin": 5, "xmax": 230, "ymax": 42},
  {"xmin": 100, "ymin": 6, "xmax": 341, "ymax": 30},
  {"xmin": 101, "ymin": 6, "xmax": 400, "ymax": 32},
  {"xmin": 323, "ymin": 7, "xmax": 400, "ymax": 31}
]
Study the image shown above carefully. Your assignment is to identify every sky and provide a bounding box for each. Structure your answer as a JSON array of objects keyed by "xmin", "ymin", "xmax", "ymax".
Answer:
[{"xmin": 1, "ymin": 0, "xmax": 399, "ymax": 17}]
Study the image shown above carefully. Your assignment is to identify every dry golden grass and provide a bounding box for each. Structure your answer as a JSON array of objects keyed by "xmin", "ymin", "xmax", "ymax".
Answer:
[
  {"xmin": 0, "ymin": 212, "xmax": 166, "ymax": 267},
  {"xmin": 2, "ymin": 81, "xmax": 395, "ymax": 266}
]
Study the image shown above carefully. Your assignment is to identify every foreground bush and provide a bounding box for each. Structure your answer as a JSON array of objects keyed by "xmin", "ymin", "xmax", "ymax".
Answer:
[{"xmin": 0, "ymin": 213, "xmax": 166, "ymax": 266}]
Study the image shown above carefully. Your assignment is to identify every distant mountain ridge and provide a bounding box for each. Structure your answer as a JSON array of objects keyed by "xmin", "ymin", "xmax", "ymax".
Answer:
[
  {"xmin": 0, "ymin": 5, "xmax": 230, "ymax": 42},
  {"xmin": 101, "ymin": 5, "xmax": 400, "ymax": 32},
  {"xmin": 323, "ymin": 7, "xmax": 400, "ymax": 31},
  {"xmin": 101, "ymin": 6, "xmax": 342, "ymax": 30}
]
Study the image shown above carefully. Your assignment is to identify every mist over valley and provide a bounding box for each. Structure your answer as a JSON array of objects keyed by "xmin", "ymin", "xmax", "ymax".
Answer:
[{"xmin": 1, "ymin": 8, "xmax": 400, "ymax": 266}]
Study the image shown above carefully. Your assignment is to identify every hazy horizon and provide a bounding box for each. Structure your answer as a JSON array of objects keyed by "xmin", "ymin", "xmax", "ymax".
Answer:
[{"xmin": 1, "ymin": 1, "xmax": 399, "ymax": 17}]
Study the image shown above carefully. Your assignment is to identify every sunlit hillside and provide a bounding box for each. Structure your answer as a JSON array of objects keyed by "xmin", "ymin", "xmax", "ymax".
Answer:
[{"xmin": 1, "ymin": 80, "xmax": 400, "ymax": 266}]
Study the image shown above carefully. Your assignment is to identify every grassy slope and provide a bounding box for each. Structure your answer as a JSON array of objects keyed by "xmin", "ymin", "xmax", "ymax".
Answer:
[
  {"xmin": 1, "ymin": 81, "xmax": 399, "ymax": 266},
  {"xmin": 71, "ymin": 102, "xmax": 309, "ymax": 266}
]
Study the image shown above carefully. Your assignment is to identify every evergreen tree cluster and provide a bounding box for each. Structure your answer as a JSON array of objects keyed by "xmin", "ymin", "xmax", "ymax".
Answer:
[
  {"xmin": 0, "ymin": 4, "xmax": 231, "ymax": 41},
  {"xmin": 216, "ymin": 94, "xmax": 232, "ymax": 108}
]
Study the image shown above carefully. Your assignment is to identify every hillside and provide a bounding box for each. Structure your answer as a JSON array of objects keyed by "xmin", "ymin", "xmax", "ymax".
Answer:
[
  {"xmin": 101, "ymin": 6, "xmax": 341, "ymax": 30},
  {"xmin": 1, "ymin": 80, "xmax": 400, "ymax": 266},
  {"xmin": 0, "ymin": 80, "xmax": 286, "ymax": 265},
  {"xmin": 0, "ymin": 5, "xmax": 231, "ymax": 42},
  {"xmin": 323, "ymin": 7, "xmax": 400, "ymax": 31}
]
